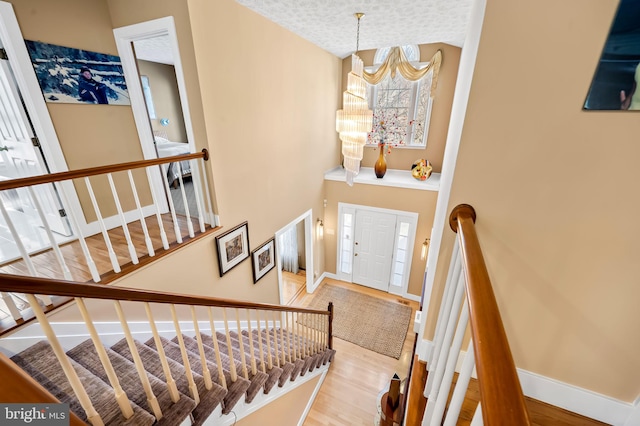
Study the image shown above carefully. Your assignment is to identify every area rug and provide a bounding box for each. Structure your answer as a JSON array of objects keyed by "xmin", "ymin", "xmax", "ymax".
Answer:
[{"xmin": 304, "ymin": 285, "xmax": 412, "ymax": 359}]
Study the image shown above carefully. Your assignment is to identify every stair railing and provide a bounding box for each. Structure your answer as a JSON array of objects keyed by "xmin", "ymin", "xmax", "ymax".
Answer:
[
  {"xmin": 0, "ymin": 150, "xmax": 216, "ymax": 330},
  {"xmin": 0, "ymin": 273, "xmax": 333, "ymax": 425},
  {"xmin": 422, "ymin": 204, "xmax": 530, "ymax": 425}
]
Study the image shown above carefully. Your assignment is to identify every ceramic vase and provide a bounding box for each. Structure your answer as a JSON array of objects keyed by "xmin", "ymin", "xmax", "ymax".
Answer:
[{"xmin": 374, "ymin": 145, "xmax": 387, "ymax": 178}]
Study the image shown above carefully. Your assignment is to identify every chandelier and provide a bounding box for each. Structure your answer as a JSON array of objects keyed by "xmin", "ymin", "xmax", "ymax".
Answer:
[{"xmin": 336, "ymin": 13, "xmax": 373, "ymax": 186}]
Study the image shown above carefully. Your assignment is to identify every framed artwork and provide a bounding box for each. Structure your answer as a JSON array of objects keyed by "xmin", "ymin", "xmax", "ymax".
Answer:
[
  {"xmin": 584, "ymin": 0, "xmax": 640, "ymax": 110},
  {"xmin": 251, "ymin": 238, "xmax": 276, "ymax": 283},
  {"xmin": 24, "ymin": 40, "xmax": 130, "ymax": 105},
  {"xmin": 215, "ymin": 222, "xmax": 250, "ymax": 277}
]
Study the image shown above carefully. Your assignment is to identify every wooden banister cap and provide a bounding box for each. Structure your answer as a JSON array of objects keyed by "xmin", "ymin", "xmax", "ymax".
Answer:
[{"xmin": 449, "ymin": 204, "xmax": 476, "ymax": 232}]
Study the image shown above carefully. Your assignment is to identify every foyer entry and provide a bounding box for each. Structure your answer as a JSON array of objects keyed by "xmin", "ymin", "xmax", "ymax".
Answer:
[{"xmin": 337, "ymin": 203, "xmax": 418, "ymax": 297}]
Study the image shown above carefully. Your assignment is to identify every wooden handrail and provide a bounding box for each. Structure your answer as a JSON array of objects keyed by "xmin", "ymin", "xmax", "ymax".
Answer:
[
  {"xmin": 0, "ymin": 149, "xmax": 209, "ymax": 192},
  {"xmin": 0, "ymin": 273, "xmax": 330, "ymax": 316},
  {"xmin": 449, "ymin": 204, "xmax": 531, "ymax": 425},
  {"xmin": 0, "ymin": 353, "xmax": 86, "ymax": 425}
]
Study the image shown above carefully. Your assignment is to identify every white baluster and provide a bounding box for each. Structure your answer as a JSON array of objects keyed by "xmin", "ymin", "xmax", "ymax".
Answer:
[
  {"xmin": 430, "ymin": 299, "xmax": 470, "ymax": 426},
  {"xmin": 27, "ymin": 187, "xmax": 71, "ymax": 280},
  {"xmin": 206, "ymin": 307, "xmax": 227, "ymax": 389},
  {"xmin": 145, "ymin": 167, "xmax": 169, "ymax": 249},
  {"xmin": 144, "ymin": 302, "xmax": 181, "ymax": 402},
  {"xmin": 127, "ymin": 170, "xmax": 154, "ymax": 257},
  {"xmin": 234, "ymin": 308, "xmax": 248, "ymax": 379},
  {"xmin": 160, "ymin": 164, "xmax": 182, "ymax": 244},
  {"xmin": 199, "ymin": 158, "xmax": 216, "ymax": 226},
  {"xmin": 1, "ymin": 292, "xmax": 21, "ymax": 321},
  {"xmin": 279, "ymin": 312, "xmax": 287, "ymax": 363},
  {"xmin": 53, "ymin": 181, "xmax": 100, "ymax": 282},
  {"xmin": 428, "ymin": 239, "xmax": 461, "ymax": 367},
  {"xmin": 255, "ymin": 310, "xmax": 268, "ymax": 372},
  {"xmin": 26, "ymin": 294, "xmax": 103, "ymax": 425},
  {"xmin": 76, "ymin": 298, "xmax": 133, "ymax": 418},
  {"xmin": 84, "ymin": 177, "xmax": 120, "ymax": 273},
  {"xmin": 424, "ymin": 271, "xmax": 466, "ymax": 422},
  {"xmin": 245, "ymin": 309, "xmax": 257, "ymax": 375},
  {"xmin": 106, "ymin": 173, "xmax": 138, "ymax": 264},
  {"xmin": 263, "ymin": 310, "xmax": 274, "ymax": 369},
  {"xmin": 0, "ymin": 194, "xmax": 37, "ymax": 275},
  {"xmin": 113, "ymin": 300, "xmax": 162, "ymax": 419},
  {"xmin": 285, "ymin": 311, "xmax": 292, "ymax": 363},
  {"xmin": 188, "ymin": 159, "xmax": 205, "ymax": 232},
  {"xmin": 270, "ymin": 311, "xmax": 281, "ymax": 367},
  {"xmin": 191, "ymin": 306, "xmax": 213, "ymax": 390},
  {"xmin": 168, "ymin": 304, "xmax": 199, "ymax": 404},
  {"xmin": 443, "ymin": 341, "xmax": 476, "ymax": 426},
  {"xmin": 470, "ymin": 403, "xmax": 484, "ymax": 426},
  {"xmin": 174, "ymin": 162, "xmax": 194, "ymax": 238},
  {"xmin": 221, "ymin": 308, "xmax": 238, "ymax": 381},
  {"xmin": 426, "ymin": 242, "xmax": 462, "ymax": 396}
]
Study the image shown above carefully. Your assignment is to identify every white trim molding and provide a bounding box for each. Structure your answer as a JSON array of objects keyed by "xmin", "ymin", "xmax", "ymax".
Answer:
[{"xmin": 418, "ymin": 338, "xmax": 636, "ymax": 426}]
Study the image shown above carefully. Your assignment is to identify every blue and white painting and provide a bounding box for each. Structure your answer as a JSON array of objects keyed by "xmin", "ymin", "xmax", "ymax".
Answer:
[{"xmin": 25, "ymin": 40, "xmax": 130, "ymax": 105}]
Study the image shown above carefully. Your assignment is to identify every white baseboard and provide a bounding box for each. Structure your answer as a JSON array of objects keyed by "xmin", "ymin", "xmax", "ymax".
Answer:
[
  {"xmin": 323, "ymin": 272, "xmax": 338, "ymax": 280},
  {"xmin": 310, "ymin": 272, "xmax": 327, "ymax": 293},
  {"xmin": 624, "ymin": 397, "xmax": 640, "ymax": 426},
  {"xmin": 81, "ymin": 204, "xmax": 159, "ymax": 237},
  {"xmin": 403, "ymin": 293, "xmax": 421, "ymax": 302},
  {"xmin": 417, "ymin": 338, "xmax": 636, "ymax": 425}
]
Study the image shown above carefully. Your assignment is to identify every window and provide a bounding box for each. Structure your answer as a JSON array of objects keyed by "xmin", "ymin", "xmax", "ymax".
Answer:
[{"xmin": 366, "ymin": 45, "xmax": 434, "ymax": 148}]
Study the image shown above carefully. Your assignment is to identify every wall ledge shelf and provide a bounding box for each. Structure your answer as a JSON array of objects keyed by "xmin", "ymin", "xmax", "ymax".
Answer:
[{"xmin": 324, "ymin": 166, "xmax": 440, "ymax": 191}]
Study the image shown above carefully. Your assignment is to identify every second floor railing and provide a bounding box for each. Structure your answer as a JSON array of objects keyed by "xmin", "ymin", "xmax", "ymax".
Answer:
[
  {"xmin": 0, "ymin": 150, "xmax": 217, "ymax": 330},
  {"xmin": 422, "ymin": 204, "xmax": 530, "ymax": 425}
]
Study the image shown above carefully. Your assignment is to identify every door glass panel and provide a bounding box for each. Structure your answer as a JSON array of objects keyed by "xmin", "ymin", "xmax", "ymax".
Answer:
[{"xmin": 340, "ymin": 212, "xmax": 353, "ymax": 274}]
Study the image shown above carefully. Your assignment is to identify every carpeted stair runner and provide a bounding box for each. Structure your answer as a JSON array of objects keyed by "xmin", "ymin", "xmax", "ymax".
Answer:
[
  {"xmin": 235, "ymin": 330, "xmax": 297, "ymax": 386},
  {"xmin": 177, "ymin": 334, "xmax": 269, "ymax": 404},
  {"xmin": 66, "ymin": 339, "xmax": 196, "ymax": 426},
  {"xmin": 11, "ymin": 341, "xmax": 155, "ymax": 425},
  {"xmin": 145, "ymin": 336, "xmax": 251, "ymax": 414},
  {"xmin": 110, "ymin": 338, "xmax": 226, "ymax": 426},
  {"xmin": 10, "ymin": 326, "xmax": 335, "ymax": 424},
  {"xmin": 201, "ymin": 332, "xmax": 283, "ymax": 394}
]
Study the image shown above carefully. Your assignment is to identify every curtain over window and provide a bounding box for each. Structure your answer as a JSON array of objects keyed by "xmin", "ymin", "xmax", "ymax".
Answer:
[{"xmin": 280, "ymin": 226, "xmax": 299, "ymax": 273}]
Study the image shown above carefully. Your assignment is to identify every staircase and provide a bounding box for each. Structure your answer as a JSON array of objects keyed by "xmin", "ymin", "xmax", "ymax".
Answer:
[{"xmin": 0, "ymin": 274, "xmax": 335, "ymax": 425}]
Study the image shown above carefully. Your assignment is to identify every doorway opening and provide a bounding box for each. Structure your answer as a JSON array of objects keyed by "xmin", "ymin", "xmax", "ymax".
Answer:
[
  {"xmin": 276, "ymin": 210, "xmax": 314, "ymax": 305},
  {"xmin": 336, "ymin": 203, "xmax": 418, "ymax": 299}
]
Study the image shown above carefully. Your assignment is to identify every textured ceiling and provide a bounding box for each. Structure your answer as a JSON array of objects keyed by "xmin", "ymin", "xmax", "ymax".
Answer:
[{"xmin": 235, "ymin": 0, "xmax": 474, "ymax": 58}]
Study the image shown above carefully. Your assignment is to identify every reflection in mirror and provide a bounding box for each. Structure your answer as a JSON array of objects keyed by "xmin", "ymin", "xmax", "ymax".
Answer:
[{"xmin": 584, "ymin": 0, "xmax": 640, "ymax": 110}]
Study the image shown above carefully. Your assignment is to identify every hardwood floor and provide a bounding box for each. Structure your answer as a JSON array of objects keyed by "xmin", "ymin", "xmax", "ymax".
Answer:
[
  {"xmin": 282, "ymin": 270, "xmax": 307, "ymax": 305},
  {"xmin": 0, "ymin": 213, "xmax": 202, "ymax": 282},
  {"xmin": 291, "ymin": 278, "xmax": 419, "ymax": 426},
  {"xmin": 292, "ymin": 279, "xmax": 609, "ymax": 426}
]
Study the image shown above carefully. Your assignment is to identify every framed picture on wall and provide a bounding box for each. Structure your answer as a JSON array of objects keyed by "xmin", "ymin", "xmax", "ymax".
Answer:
[
  {"xmin": 215, "ymin": 222, "xmax": 250, "ymax": 277},
  {"xmin": 251, "ymin": 238, "xmax": 276, "ymax": 283},
  {"xmin": 24, "ymin": 40, "xmax": 130, "ymax": 105}
]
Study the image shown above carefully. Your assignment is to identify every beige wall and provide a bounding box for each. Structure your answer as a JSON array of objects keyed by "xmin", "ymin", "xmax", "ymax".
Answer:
[
  {"xmin": 137, "ymin": 60, "xmax": 188, "ymax": 142},
  {"xmin": 9, "ymin": 0, "xmax": 149, "ymax": 220},
  {"xmin": 180, "ymin": 0, "xmax": 339, "ymax": 302},
  {"xmin": 426, "ymin": 0, "xmax": 640, "ymax": 402},
  {"xmin": 236, "ymin": 375, "xmax": 321, "ymax": 426},
  {"xmin": 324, "ymin": 182, "xmax": 437, "ymax": 297}
]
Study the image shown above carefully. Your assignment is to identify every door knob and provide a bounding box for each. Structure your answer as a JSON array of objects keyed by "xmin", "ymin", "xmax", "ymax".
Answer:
[
  {"xmin": 355, "ymin": 242, "xmax": 359, "ymax": 245},
  {"xmin": 354, "ymin": 253, "xmax": 358, "ymax": 256}
]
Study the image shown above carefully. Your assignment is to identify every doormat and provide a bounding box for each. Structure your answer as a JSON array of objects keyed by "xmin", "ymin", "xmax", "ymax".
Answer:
[{"xmin": 304, "ymin": 285, "xmax": 412, "ymax": 359}]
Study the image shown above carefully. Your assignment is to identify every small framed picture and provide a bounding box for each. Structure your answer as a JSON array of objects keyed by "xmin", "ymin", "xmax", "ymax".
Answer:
[
  {"xmin": 251, "ymin": 237, "xmax": 276, "ymax": 283},
  {"xmin": 215, "ymin": 222, "xmax": 250, "ymax": 277}
]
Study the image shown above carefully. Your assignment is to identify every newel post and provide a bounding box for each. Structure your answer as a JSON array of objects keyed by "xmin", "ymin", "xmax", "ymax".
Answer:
[{"xmin": 327, "ymin": 302, "xmax": 334, "ymax": 350}]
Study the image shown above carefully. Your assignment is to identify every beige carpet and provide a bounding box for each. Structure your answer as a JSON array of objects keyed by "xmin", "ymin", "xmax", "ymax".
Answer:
[{"xmin": 305, "ymin": 285, "xmax": 412, "ymax": 359}]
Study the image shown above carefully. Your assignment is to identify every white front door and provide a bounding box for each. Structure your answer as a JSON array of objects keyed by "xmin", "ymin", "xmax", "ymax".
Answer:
[
  {"xmin": 352, "ymin": 209, "xmax": 397, "ymax": 292},
  {"xmin": 0, "ymin": 57, "xmax": 71, "ymax": 241}
]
